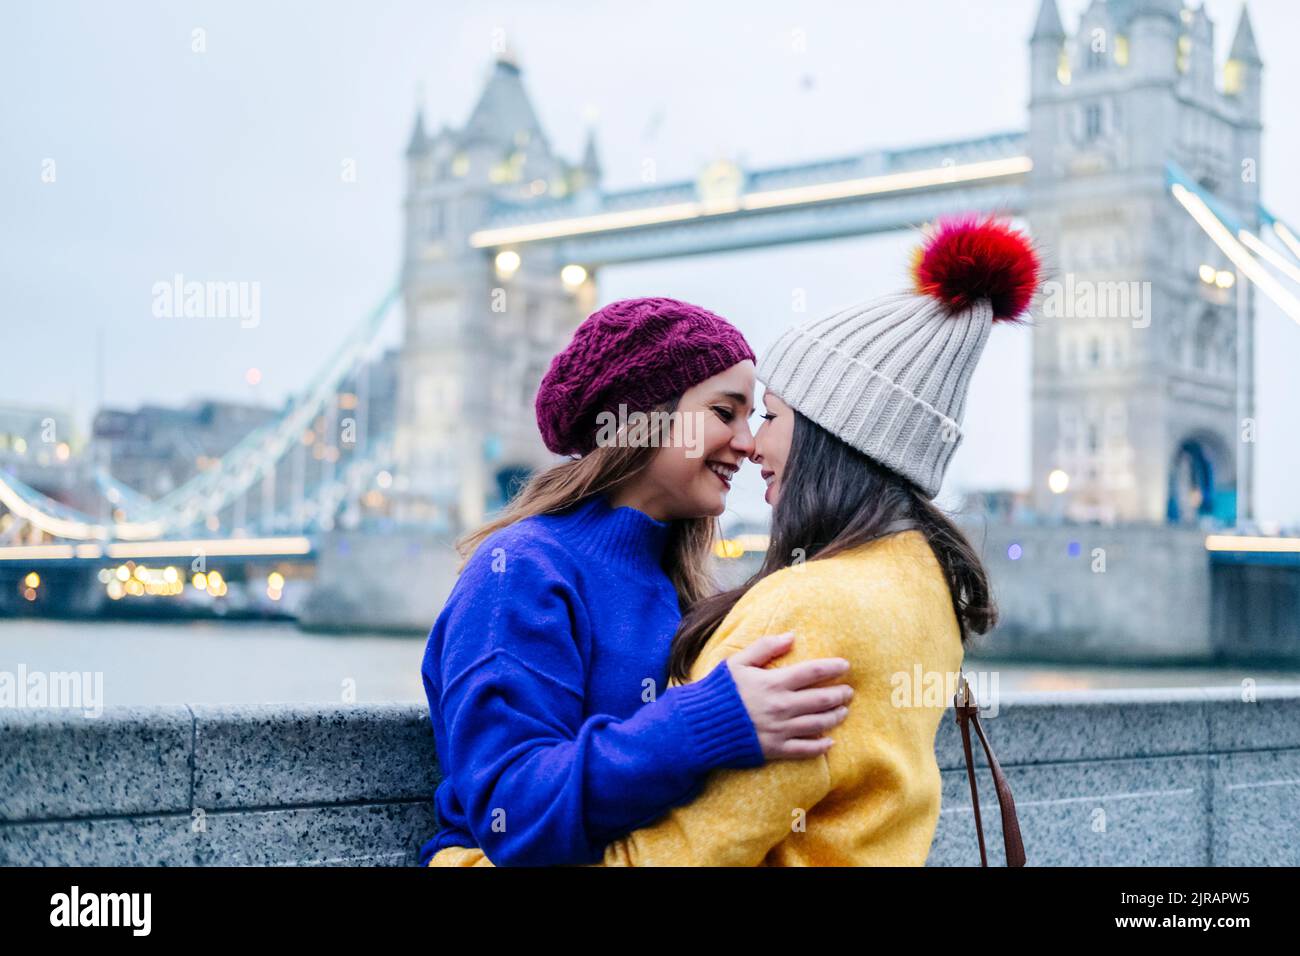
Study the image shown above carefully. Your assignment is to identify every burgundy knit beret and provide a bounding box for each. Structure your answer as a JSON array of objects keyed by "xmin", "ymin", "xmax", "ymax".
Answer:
[{"xmin": 535, "ymin": 297, "xmax": 756, "ymax": 457}]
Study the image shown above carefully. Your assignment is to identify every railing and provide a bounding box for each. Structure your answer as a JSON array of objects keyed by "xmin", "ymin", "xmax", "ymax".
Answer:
[{"xmin": 3, "ymin": 686, "xmax": 1297, "ymax": 866}]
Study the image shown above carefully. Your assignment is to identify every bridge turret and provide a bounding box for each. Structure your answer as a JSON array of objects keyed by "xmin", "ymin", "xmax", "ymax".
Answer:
[
  {"xmin": 405, "ymin": 106, "xmax": 429, "ymax": 158},
  {"xmin": 1029, "ymin": 0, "xmax": 1066, "ymax": 98},
  {"xmin": 1177, "ymin": 4, "xmax": 1216, "ymax": 103},
  {"xmin": 401, "ymin": 97, "xmax": 458, "ymax": 268},
  {"xmin": 1072, "ymin": 0, "xmax": 1123, "ymax": 79},
  {"xmin": 1225, "ymin": 5, "xmax": 1262, "ymax": 212},
  {"xmin": 1225, "ymin": 6, "xmax": 1263, "ymax": 121},
  {"xmin": 394, "ymin": 54, "xmax": 594, "ymax": 531},
  {"xmin": 578, "ymin": 126, "xmax": 602, "ymax": 188},
  {"xmin": 455, "ymin": 55, "xmax": 562, "ymax": 196},
  {"xmin": 1126, "ymin": 0, "xmax": 1182, "ymax": 85},
  {"xmin": 402, "ymin": 105, "xmax": 432, "ymax": 253}
]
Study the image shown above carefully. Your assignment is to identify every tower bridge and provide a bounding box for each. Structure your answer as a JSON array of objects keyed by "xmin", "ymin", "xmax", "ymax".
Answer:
[{"xmin": 3, "ymin": 0, "xmax": 1299, "ymax": 654}]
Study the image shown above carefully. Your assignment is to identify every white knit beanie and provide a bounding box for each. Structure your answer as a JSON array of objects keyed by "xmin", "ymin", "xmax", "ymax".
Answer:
[{"xmin": 757, "ymin": 217, "xmax": 1041, "ymax": 498}]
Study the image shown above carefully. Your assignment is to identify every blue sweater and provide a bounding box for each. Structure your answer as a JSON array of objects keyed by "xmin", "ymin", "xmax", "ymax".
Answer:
[{"xmin": 418, "ymin": 493, "xmax": 764, "ymax": 866}]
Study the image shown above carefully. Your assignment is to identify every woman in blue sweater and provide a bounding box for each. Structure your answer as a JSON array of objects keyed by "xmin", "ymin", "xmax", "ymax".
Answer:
[{"xmin": 420, "ymin": 297, "xmax": 854, "ymax": 867}]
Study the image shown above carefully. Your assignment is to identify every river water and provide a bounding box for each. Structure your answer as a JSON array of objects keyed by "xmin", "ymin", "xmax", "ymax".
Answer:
[
  {"xmin": 2, "ymin": 618, "xmax": 1298, "ymax": 708},
  {"xmin": 0, "ymin": 618, "xmax": 427, "ymax": 707}
]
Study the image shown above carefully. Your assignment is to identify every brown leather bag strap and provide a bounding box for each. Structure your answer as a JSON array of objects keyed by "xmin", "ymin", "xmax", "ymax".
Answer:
[{"xmin": 953, "ymin": 674, "xmax": 1026, "ymax": 867}]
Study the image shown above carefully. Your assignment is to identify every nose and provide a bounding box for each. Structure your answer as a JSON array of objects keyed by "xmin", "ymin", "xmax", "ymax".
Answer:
[{"xmin": 731, "ymin": 421, "xmax": 756, "ymax": 457}]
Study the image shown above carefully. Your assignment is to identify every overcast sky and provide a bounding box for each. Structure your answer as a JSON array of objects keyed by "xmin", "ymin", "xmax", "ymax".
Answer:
[{"xmin": 3, "ymin": 0, "xmax": 1297, "ymax": 525}]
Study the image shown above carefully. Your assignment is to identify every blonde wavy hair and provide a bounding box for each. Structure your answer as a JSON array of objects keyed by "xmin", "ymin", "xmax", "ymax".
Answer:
[{"xmin": 456, "ymin": 399, "xmax": 719, "ymax": 612}]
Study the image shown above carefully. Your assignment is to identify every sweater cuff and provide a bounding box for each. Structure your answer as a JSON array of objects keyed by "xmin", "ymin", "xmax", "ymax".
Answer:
[{"xmin": 672, "ymin": 661, "xmax": 764, "ymax": 770}]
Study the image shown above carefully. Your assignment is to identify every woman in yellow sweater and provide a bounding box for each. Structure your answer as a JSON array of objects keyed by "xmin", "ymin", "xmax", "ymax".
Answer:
[{"xmin": 434, "ymin": 216, "xmax": 1041, "ymax": 866}]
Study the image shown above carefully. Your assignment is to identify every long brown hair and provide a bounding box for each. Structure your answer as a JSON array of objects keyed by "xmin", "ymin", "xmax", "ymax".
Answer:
[
  {"xmin": 668, "ymin": 409, "xmax": 996, "ymax": 682},
  {"xmin": 457, "ymin": 398, "xmax": 718, "ymax": 612}
]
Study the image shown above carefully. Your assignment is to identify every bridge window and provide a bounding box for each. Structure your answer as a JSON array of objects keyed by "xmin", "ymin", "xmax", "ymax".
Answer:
[
  {"xmin": 1084, "ymin": 104, "xmax": 1103, "ymax": 141},
  {"xmin": 1059, "ymin": 408, "xmax": 1078, "ymax": 445},
  {"xmin": 1224, "ymin": 58, "xmax": 1244, "ymax": 94},
  {"xmin": 1057, "ymin": 48, "xmax": 1071, "ymax": 85},
  {"xmin": 1106, "ymin": 404, "xmax": 1127, "ymax": 440},
  {"xmin": 525, "ymin": 299, "xmax": 546, "ymax": 343},
  {"xmin": 1108, "ymin": 333, "xmax": 1122, "ymax": 366},
  {"xmin": 1194, "ymin": 312, "xmax": 1215, "ymax": 372}
]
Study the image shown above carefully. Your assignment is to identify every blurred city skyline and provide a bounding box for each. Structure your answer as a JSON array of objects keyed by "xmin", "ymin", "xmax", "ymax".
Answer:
[{"xmin": 4, "ymin": 0, "xmax": 1298, "ymax": 524}]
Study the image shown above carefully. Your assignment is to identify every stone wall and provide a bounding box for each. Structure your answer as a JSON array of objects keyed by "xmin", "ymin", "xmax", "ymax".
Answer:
[
  {"xmin": 3, "ymin": 686, "xmax": 1297, "ymax": 866},
  {"xmin": 0, "ymin": 704, "xmax": 439, "ymax": 865},
  {"xmin": 958, "ymin": 520, "xmax": 1216, "ymax": 662}
]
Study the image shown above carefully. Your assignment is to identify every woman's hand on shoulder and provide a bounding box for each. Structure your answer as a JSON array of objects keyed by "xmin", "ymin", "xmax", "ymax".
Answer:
[{"xmin": 724, "ymin": 632, "xmax": 852, "ymax": 760}]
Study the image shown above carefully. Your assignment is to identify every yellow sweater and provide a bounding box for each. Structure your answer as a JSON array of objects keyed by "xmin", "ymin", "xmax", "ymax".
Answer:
[{"xmin": 429, "ymin": 530, "xmax": 964, "ymax": 867}]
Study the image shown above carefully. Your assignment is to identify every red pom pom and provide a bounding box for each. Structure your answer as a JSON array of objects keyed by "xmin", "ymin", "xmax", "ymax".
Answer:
[{"xmin": 911, "ymin": 216, "xmax": 1040, "ymax": 321}]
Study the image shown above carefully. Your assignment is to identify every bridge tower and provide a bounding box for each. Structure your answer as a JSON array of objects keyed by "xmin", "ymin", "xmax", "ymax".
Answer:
[
  {"xmin": 394, "ymin": 55, "xmax": 598, "ymax": 531},
  {"xmin": 1026, "ymin": 0, "xmax": 1261, "ymax": 524}
]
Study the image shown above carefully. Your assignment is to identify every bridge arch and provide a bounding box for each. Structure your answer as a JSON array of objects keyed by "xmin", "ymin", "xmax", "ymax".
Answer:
[{"xmin": 1166, "ymin": 430, "xmax": 1235, "ymax": 525}]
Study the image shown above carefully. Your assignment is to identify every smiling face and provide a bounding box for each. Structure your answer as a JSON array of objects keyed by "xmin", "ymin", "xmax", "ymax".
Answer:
[
  {"xmin": 610, "ymin": 361, "xmax": 757, "ymax": 521},
  {"xmin": 752, "ymin": 390, "xmax": 795, "ymax": 507}
]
